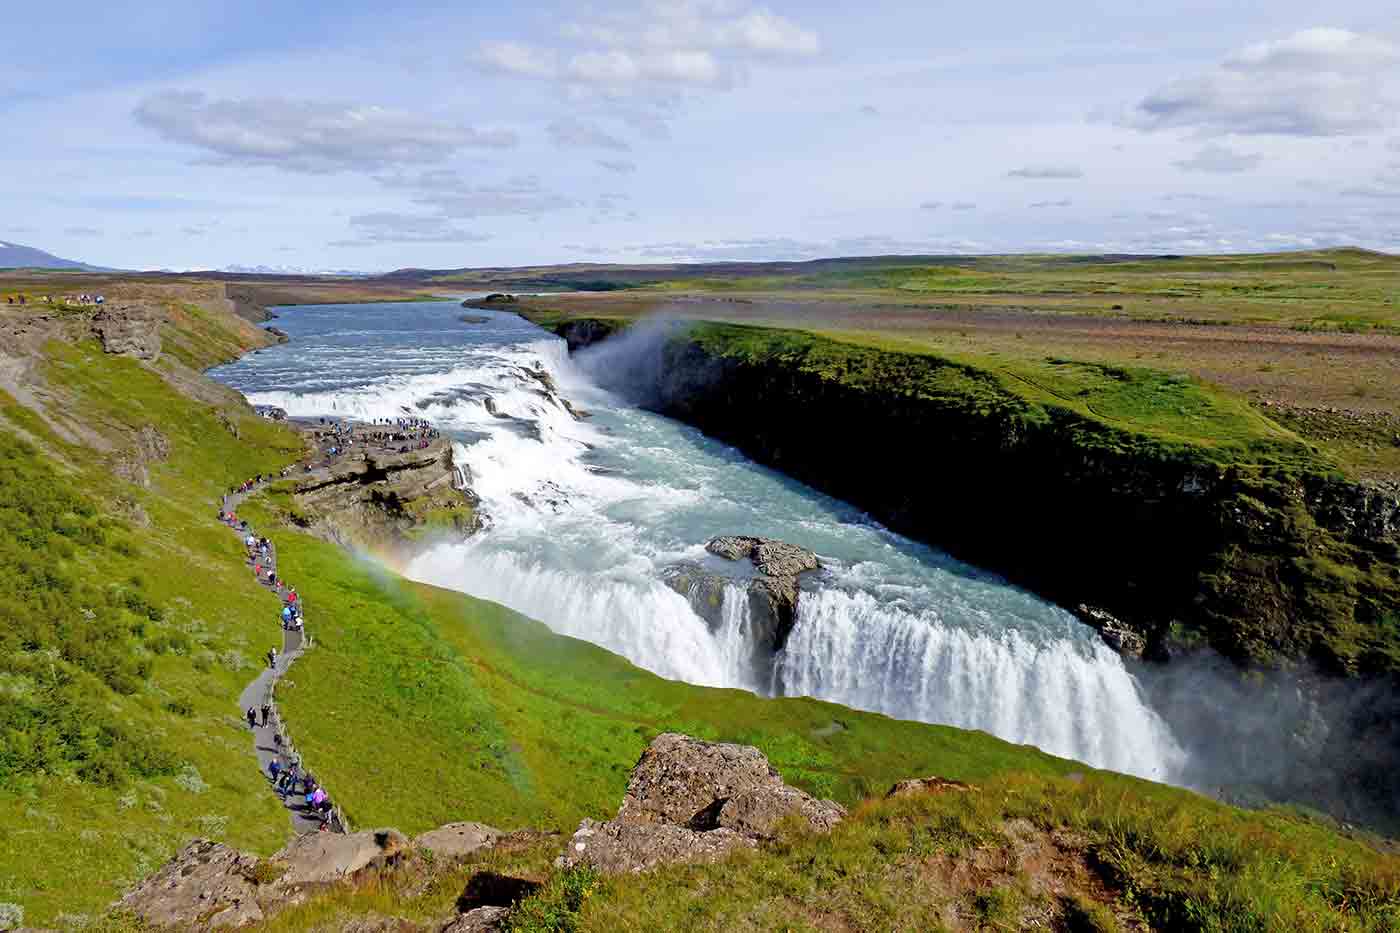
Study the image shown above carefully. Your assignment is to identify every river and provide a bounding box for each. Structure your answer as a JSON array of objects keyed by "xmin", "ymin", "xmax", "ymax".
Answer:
[{"xmin": 211, "ymin": 299, "xmax": 1186, "ymax": 782}]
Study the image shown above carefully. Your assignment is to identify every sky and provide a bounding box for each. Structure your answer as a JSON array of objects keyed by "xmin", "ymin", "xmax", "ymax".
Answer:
[{"xmin": 3, "ymin": 0, "xmax": 1399, "ymax": 271}]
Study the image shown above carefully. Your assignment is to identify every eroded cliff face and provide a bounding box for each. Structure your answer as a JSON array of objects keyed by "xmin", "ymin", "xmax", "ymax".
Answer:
[
  {"xmin": 286, "ymin": 439, "xmax": 479, "ymax": 565},
  {"xmin": 547, "ymin": 318, "xmax": 1400, "ymax": 676}
]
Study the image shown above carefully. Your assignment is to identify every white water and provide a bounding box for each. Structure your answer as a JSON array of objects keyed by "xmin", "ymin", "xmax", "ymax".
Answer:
[{"xmin": 213, "ymin": 301, "xmax": 1186, "ymax": 782}]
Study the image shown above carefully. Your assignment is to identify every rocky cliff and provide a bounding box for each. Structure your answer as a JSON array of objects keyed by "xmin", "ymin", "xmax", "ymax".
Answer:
[
  {"xmin": 540, "ymin": 317, "xmax": 1400, "ymax": 677},
  {"xmin": 284, "ymin": 437, "xmax": 479, "ymax": 565}
]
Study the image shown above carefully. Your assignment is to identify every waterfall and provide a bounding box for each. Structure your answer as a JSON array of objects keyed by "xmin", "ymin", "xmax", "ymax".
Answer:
[
  {"xmin": 216, "ymin": 302, "xmax": 1190, "ymax": 785},
  {"xmin": 777, "ymin": 588, "xmax": 1185, "ymax": 781}
]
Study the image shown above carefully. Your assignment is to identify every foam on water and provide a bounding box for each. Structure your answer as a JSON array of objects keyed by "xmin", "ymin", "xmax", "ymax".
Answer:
[{"xmin": 212, "ymin": 300, "xmax": 1187, "ymax": 782}]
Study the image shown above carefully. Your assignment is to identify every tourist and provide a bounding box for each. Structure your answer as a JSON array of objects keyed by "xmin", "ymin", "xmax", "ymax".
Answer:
[
  {"xmin": 246, "ymin": 707, "xmax": 257, "ymax": 729},
  {"xmin": 260, "ymin": 703, "xmax": 271, "ymax": 727},
  {"xmin": 267, "ymin": 647, "xmax": 277, "ymax": 669},
  {"xmin": 268, "ymin": 759, "xmax": 281, "ymax": 781}
]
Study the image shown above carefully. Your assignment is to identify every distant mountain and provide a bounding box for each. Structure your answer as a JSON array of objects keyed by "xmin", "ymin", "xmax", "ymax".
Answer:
[
  {"xmin": 0, "ymin": 240, "xmax": 106, "ymax": 271},
  {"xmin": 222, "ymin": 263, "xmax": 374, "ymax": 277}
]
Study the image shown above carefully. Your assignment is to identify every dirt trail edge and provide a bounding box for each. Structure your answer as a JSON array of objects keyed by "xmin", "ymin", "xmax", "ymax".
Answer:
[{"xmin": 223, "ymin": 480, "xmax": 346, "ymax": 835}]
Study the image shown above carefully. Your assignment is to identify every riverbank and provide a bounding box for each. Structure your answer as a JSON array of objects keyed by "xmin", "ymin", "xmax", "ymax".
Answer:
[{"xmin": 505, "ymin": 307, "xmax": 1400, "ymax": 678}]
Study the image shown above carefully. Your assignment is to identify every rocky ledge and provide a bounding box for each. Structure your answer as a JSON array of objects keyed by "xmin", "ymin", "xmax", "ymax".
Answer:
[
  {"xmin": 662, "ymin": 536, "xmax": 820, "ymax": 683},
  {"xmin": 558, "ymin": 732, "xmax": 844, "ymax": 875},
  {"xmin": 119, "ymin": 823, "xmax": 504, "ymax": 931},
  {"xmin": 289, "ymin": 436, "xmax": 479, "ymax": 563},
  {"xmin": 91, "ymin": 305, "xmax": 164, "ymax": 360}
]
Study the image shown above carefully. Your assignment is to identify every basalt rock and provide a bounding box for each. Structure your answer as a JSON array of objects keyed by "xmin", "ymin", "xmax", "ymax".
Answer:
[
  {"xmin": 887, "ymin": 777, "xmax": 977, "ymax": 799},
  {"xmin": 1076, "ymin": 604, "xmax": 1149, "ymax": 660},
  {"xmin": 119, "ymin": 827, "xmax": 480, "ymax": 930},
  {"xmin": 412, "ymin": 823, "xmax": 502, "ymax": 862},
  {"xmin": 91, "ymin": 306, "xmax": 162, "ymax": 360},
  {"xmin": 440, "ymin": 907, "xmax": 511, "ymax": 933},
  {"xmin": 704, "ymin": 536, "xmax": 820, "ymax": 655},
  {"xmin": 291, "ymin": 439, "xmax": 479, "ymax": 561},
  {"xmin": 118, "ymin": 840, "xmax": 264, "ymax": 929},
  {"xmin": 558, "ymin": 733, "xmax": 844, "ymax": 875}
]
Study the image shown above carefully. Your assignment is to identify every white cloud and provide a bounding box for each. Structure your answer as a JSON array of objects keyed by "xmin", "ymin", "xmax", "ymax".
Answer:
[
  {"xmin": 951, "ymin": 201, "xmax": 977, "ymax": 210},
  {"xmin": 1224, "ymin": 28, "xmax": 1397, "ymax": 73},
  {"xmin": 474, "ymin": 2, "xmax": 817, "ymax": 96},
  {"xmin": 1008, "ymin": 165, "xmax": 1083, "ymax": 179},
  {"xmin": 1124, "ymin": 28, "xmax": 1400, "ymax": 136},
  {"xmin": 377, "ymin": 171, "xmax": 578, "ymax": 218},
  {"xmin": 337, "ymin": 212, "xmax": 491, "ymax": 244},
  {"xmin": 920, "ymin": 200, "xmax": 943, "ymax": 210},
  {"xmin": 475, "ymin": 40, "xmax": 558, "ymax": 78},
  {"xmin": 597, "ymin": 159, "xmax": 638, "ymax": 174},
  {"xmin": 64, "ymin": 226, "xmax": 102, "ymax": 237},
  {"xmin": 1029, "ymin": 199, "xmax": 1073, "ymax": 208},
  {"xmin": 134, "ymin": 92, "xmax": 516, "ymax": 173},
  {"xmin": 547, "ymin": 118, "xmax": 631, "ymax": 151},
  {"xmin": 1172, "ymin": 143, "xmax": 1264, "ymax": 174}
]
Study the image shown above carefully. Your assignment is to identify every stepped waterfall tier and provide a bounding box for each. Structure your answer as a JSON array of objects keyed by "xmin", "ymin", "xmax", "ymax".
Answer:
[{"xmin": 213, "ymin": 299, "xmax": 1185, "ymax": 783}]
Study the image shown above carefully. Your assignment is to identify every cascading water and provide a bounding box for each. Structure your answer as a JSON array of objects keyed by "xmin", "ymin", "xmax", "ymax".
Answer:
[{"xmin": 211, "ymin": 299, "xmax": 1187, "ymax": 783}]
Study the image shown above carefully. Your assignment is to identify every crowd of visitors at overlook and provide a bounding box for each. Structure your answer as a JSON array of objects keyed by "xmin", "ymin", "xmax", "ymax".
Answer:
[
  {"xmin": 4, "ymin": 292, "xmax": 105, "ymax": 306},
  {"xmin": 308, "ymin": 416, "xmax": 441, "ymax": 459}
]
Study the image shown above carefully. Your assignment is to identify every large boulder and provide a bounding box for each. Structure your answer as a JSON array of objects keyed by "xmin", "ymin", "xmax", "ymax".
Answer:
[
  {"xmin": 561, "ymin": 819, "xmax": 753, "ymax": 875},
  {"xmin": 274, "ymin": 829, "xmax": 411, "ymax": 887},
  {"xmin": 618, "ymin": 733, "xmax": 784, "ymax": 827},
  {"xmin": 413, "ymin": 823, "xmax": 502, "ymax": 862},
  {"xmin": 118, "ymin": 829, "xmax": 414, "ymax": 930},
  {"xmin": 558, "ymin": 733, "xmax": 844, "ymax": 875},
  {"xmin": 700, "ymin": 536, "xmax": 821, "ymax": 663},
  {"xmin": 118, "ymin": 840, "xmax": 263, "ymax": 929}
]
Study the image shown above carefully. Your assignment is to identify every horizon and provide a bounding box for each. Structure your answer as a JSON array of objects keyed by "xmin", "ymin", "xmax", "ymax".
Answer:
[{"xmin": 4, "ymin": 1, "xmax": 1398, "ymax": 271}]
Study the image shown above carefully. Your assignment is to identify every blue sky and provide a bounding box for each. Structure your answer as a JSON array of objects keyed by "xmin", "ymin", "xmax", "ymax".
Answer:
[{"xmin": 3, "ymin": 0, "xmax": 1399, "ymax": 271}]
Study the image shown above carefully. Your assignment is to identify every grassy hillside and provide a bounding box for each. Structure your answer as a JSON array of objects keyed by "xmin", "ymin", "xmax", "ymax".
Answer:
[{"xmin": 230, "ymin": 490, "xmax": 1085, "ymax": 835}]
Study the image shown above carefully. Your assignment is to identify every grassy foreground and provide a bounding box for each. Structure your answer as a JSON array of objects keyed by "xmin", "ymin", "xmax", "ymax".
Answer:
[{"xmin": 240, "ymin": 770, "xmax": 1400, "ymax": 932}]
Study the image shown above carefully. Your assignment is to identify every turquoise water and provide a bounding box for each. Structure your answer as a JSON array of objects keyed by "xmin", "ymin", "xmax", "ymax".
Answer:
[{"xmin": 213, "ymin": 300, "xmax": 1185, "ymax": 780}]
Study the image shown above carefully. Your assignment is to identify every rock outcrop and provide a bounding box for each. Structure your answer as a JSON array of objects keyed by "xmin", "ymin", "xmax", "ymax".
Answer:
[
  {"xmin": 91, "ymin": 306, "xmax": 162, "ymax": 360},
  {"xmin": 661, "ymin": 537, "xmax": 820, "ymax": 685},
  {"xmin": 559, "ymin": 733, "xmax": 844, "ymax": 875},
  {"xmin": 291, "ymin": 438, "xmax": 479, "ymax": 562},
  {"xmin": 119, "ymin": 825, "xmax": 503, "ymax": 931},
  {"xmin": 1075, "ymin": 604, "xmax": 1148, "ymax": 659},
  {"xmin": 119, "ymin": 840, "xmax": 264, "ymax": 929},
  {"xmin": 412, "ymin": 823, "xmax": 502, "ymax": 862},
  {"xmin": 886, "ymin": 777, "xmax": 976, "ymax": 799}
]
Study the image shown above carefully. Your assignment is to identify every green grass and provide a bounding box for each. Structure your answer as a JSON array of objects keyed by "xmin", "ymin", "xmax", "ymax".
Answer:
[
  {"xmin": 235, "ymin": 511, "xmax": 1084, "ymax": 836},
  {"xmin": 0, "ymin": 324, "xmax": 301, "ymax": 924},
  {"xmin": 684, "ymin": 322, "xmax": 1324, "ymax": 471},
  {"xmin": 173, "ymin": 770, "xmax": 1400, "ymax": 932}
]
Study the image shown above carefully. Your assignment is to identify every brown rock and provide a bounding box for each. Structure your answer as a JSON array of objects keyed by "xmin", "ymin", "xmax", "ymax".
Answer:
[
  {"xmin": 557, "ymin": 818, "xmax": 754, "ymax": 875},
  {"xmin": 413, "ymin": 823, "xmax": 502, "ymax": 862},
  {"xmin": 617, "ymin": 733, "xmax": 782, "ymax": 827},
  {"xmin": 117, "ymin": 839, "xmax": 264, "ymax": 929},
  {"xmin": 559, "ymin": 733, "xmax": 844, "ymax": 874},
  {"xmin": 440, "ymin": 906, "xmax": 511, "ymax": 933},
  {"xmin": 273, "ymin": 829, "xmax": 410, "ymax": 888},
  {"xmin": 91, "ymin": 306, "xmax": 162, "ymax": 360},
  {"xmin": 886, "ymin": 777, "xmax": 976, "ymax": 799},
  {"xmin": 710, "ymin": 782, "xmax": 845, "ymax": 838}
]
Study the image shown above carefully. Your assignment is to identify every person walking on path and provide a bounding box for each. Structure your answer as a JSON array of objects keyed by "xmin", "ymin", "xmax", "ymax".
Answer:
[
  {"xmin": 246, "ymin": 707, "xmax": 257, "ymax": 729},
  {"xmin": 267, "ymin": 647, "xmax": 277, "ymax": 669},
  {"xmin": 260, "ymin": 703, "xmax": 271, "ymax": 727}
]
